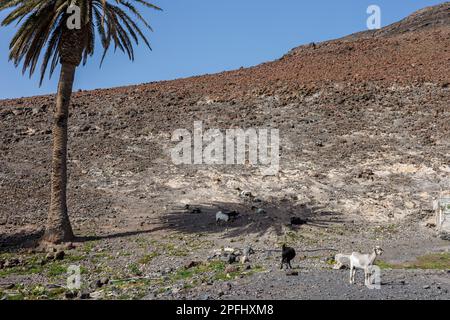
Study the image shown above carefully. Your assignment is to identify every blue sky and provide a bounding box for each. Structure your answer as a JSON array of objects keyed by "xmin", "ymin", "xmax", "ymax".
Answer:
[{"xmin": 0, "ymin": 0, "xmax": 446, "ymax": 99}]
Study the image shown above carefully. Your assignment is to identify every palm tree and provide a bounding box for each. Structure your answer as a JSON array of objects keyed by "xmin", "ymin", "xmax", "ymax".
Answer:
[{"xmin": 0, "ymin": 0, "xmax": 161, "ymax": 244}]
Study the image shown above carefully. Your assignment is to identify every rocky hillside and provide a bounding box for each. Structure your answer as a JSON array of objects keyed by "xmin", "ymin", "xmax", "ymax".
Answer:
[{"xmin": 0, "ymin": 3, "xmax": 449, "ymax": 241}]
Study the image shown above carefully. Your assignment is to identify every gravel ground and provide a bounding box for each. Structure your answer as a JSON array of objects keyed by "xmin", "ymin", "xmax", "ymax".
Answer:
[{"xmin": 170, "ymin": 269, "xmax": 450, "ymax": 300}]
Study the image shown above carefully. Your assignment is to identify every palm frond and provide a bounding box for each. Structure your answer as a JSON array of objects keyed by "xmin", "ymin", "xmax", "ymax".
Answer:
[{"xmin": 0, "ymin": 0, "xmax": 160, "ymax": 85}]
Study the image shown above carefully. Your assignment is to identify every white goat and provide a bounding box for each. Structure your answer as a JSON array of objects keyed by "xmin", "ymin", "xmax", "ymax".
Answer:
[
  {"xmin": 333, "ymin": 253, "xmax": 349, "ymax": 269},
  {"xmin": 348, "ymin": 246, "xmax": 383, "ymax": 285},
  {"xmin": 216, "ymin": 211, "xmax": 230, "ymax": 223}
]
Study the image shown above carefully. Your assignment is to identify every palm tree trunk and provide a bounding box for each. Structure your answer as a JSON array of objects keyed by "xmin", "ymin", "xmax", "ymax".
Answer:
[{"xmin": 43, "ymin": 63, "xmax": 76, "ymax": 244}]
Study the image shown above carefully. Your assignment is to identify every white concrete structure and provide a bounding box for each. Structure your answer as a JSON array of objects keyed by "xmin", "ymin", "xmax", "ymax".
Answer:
[{"xmin": 436, "ymin": 196, "xmax": 450, "ymax": 240}]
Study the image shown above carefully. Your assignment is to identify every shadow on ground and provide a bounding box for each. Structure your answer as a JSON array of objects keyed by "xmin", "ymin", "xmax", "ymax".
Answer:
[
  {"xmin": 0, "ymin": 197, "xmax": 345, "ymax": 250},
  {"xmin": 161, "ymin": 196, "xmax": 345, "ymax": 238},
  {"xmin": 0, "ymin": 228, "xmax": 44, "ymax": 252}
]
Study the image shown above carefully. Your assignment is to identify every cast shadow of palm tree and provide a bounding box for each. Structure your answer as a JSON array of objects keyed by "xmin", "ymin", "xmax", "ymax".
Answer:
[
  {"xmin": 75, "ymin": 226, "xmax": 167, "ymax": 242},
  {"xmin": 161, "ymin": 196, "xmax": 345, "ymax": 238},
  {"xmin": 0, "ymin": 227, "xmax": 167, "ymax": 252},
  {"xmin": 0, "ymin": 228, "xmax": 44, "ymax": 252}
]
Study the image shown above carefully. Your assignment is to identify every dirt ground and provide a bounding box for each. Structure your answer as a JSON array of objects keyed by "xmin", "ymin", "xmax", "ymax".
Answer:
[{"xmin": 0, "ymin": 3, "xmax": 449, "ymax": 300}]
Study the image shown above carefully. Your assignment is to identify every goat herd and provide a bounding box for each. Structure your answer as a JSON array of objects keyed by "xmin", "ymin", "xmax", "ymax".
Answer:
[{"xmin": 281, "ymin": 244, "xmax": 384, "ymax": 286}]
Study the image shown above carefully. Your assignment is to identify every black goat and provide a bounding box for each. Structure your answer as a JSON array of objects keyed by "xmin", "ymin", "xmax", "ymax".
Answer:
[
  {"xmin": 290, "ymin": 217, "xmax": 307, "ymax": 226},
  {"xmin": 281, "ymin": 244, "xmax": 296, "ymax": 270}
]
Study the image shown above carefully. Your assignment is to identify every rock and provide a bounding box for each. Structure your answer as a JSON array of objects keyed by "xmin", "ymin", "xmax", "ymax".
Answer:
[
  {"xmin": 286, "ymin": 271, "xmax": 299, "ymax": 276},
  {"xmin": 146, "ymin": 293, "xmax": 156, "ymax": 300},
  {"xmin": 54, "ymin": 250, "xmax": 65, "ymax": 261},
  {"xmin": 225, "ymin": 265, "xmax": 238, "ymax": 274},
  {"xmin": 45, "ymin": 252, "xmax": 55, "ymax": 261},
  {"xmin": 290, "ymin": 217, "xmax": 307, "ymax": 225},
  {"xmin": 185, "ymin": 261, "xmax": 201, "ymax": 269},
  {"xmin": 100, "ymin": 277, "xmax": 110, "ymax": 286},
  {"xmin": 63, "ymin": 242, "xmax": 76, "ymax": 250},
  {"xmin": 46, "ymin": 284, "xmax": 61, "ymax": 289},
  {"xmin": 405, "ymin": 201, "xmax": 415, "ymax": 209},
  {"xmin": 80, "ymin": 291, "xmax": 91, "ymax": 299},
  {"xmin": 161, "ymin": 267, "xmax": 174, "ymax": 275},
  {"xmin": 191, "ymin": 208, "xmax": 201, "ymax": 214},
  {"xmin": 223, "ymin": 282, "xmax": 232, "ymax": 291},
  {"xmin": 2, "ymin": 283, "xmax": 15, "ymax": 290},
  {"xmin": 65, "ymin": 291, "xmax": 78, "ymax": 299},
  {"xmin": 423, "ymin": 285, "xmax": 430, "ymax": 289},
  {"xmin": 90, "ymin": 291, "xmax": 103, "ymax": 299},
  {"xmin": 4, "ymin": 258, "xmax": 20, "ymax": 268},
  {"xmin": 92, "ymin": 280, "xmax": 103, "ymax": 289}
]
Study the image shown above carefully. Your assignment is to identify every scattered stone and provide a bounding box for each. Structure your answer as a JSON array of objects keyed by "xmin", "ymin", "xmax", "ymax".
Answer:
[
  {"xmin": 65, "ymin": 291, "xmax": 78, "ymax": 299},
  {"xmin": 55, "ymin": 250, "xmax": 65, "ymax": 261},
  {"xmin": 223, "ymin": 282, "xmax": 232, "ymax": 291},
  {"xmin": 286, "ymin": 270, "xmax": 299, "ymax": 276},
  {"xmin": 185, "ymin": 261, "xmax": 202, "ymax": 269},
  {"xmin": 100, "ymin": 277, "xmax": 110, "ymax": 286},
  {"xmin": 4, "ymin": 258, "xmax": 20, "ymax": 268},
  {"xmin": 358, "ymin": 169, "xmax": 375, "ymax": 180},
  {"xmin": 225, "ymin": 265, "xmax": 239, "ymax": 274},
  {"xmin": 423, "ymin": 285, "xmax": 430, "ymax": 289},
  {"xmin": 64, "ymin": 242, "xmax": 76, "ymax": 250},
  {"xmin": 2, "ymin": 283, "xmax": 15, "ymax": 290},
  {"xmin": 92, "ymin": 280, "xmax": 103, "ymax": 289},
  {"xmin": 90, "ymin": 291, "xmax": 103, "ymax": 300},
  {"xmin": 45, "ymin": 252, "xmax": 55, "ymax": 261}
]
